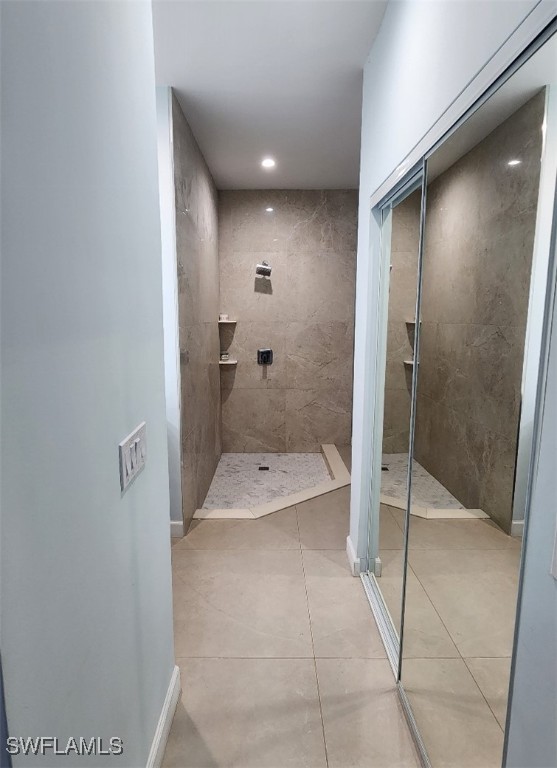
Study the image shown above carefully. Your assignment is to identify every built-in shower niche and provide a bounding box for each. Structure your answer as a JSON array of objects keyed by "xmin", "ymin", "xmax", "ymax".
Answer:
[
  {"xmin": 403, "ymin": 319, "xmax": 417, "ymax": 369},
  {"xmin": 218, "ymin": 318, "xmax": 238, "ymax": 368}
]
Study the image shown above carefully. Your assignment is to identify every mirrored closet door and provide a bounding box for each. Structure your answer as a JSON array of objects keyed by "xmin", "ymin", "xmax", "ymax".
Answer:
[
  {"xmin": 401, "ymin": 81, "xmax": 547, "ymax": 767},
  {"xmin": 367, "ymin": 24, "xmax": 557, "ymax": 768}
]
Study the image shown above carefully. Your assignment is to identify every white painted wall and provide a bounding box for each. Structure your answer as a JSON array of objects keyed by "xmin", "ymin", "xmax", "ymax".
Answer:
[
  {"xmin": 156, "ymin": 86, "xmax": 183, "ymax": 529},
  {"xmin": 349, "ymin": 0, "xmax": 553, "ymax": 569},
  {"xmin": 1, "ymin": 2, "xmax": 176, "ymax": 765}
]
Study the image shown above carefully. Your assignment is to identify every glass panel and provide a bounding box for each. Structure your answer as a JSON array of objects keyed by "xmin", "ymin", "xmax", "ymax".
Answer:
[
  {"xmin": 375, "ymin": 184, "xmax": 422, "ymax": 637},
  {"xmin": 399, "ymin": 36, "xmax": 554, "ymax": 766}
]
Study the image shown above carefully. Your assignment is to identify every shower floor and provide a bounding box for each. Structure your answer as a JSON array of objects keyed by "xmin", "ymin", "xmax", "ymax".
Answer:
[
  {"xmin": 381, "ymin": 453, "xmax": 464, "ymax": 510},
  {"xmin": 202, "ymin": 453, "xmax": 331, "ymax": 510}
]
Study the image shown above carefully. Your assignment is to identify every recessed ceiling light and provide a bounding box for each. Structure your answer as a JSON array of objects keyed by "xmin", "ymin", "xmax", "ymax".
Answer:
[
  {"xmin": 261, "ymin": 157, "xmax": 276, "ymax": 169},
  {"xmin": 508, "ymin": 159, "xmax": 522, "ymax": 166},
  {"xmin": 265, "ymin": 207, "xmax": 274, "ymax": 212}
]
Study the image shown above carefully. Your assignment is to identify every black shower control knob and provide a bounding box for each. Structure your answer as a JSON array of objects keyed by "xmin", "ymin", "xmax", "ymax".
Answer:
[{"xmin": 257, "ymin": 349, "xmax": 273, "ymax": 365}]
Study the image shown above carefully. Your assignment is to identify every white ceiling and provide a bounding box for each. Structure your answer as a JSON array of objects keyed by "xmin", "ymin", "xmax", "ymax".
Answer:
[{"xmin": 152, "ymin": 1, "xmax": 387, "ymax": 189}]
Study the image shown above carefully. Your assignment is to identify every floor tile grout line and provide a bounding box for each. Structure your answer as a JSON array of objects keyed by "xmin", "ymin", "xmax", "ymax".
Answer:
[
  {"xmin": 462, "ymin": 657, "xmax": 506, "ymax": 733},
  {"xmin": 404, "ymin": 561, "xmax": 508, "ymax": 735},
  {"xmin": 297, "ymin": 505, "xmax": 330, "ymax": 768},
  {"xmin": 406, "ymin": 561, "xmax": 462, "ymax": 659}
]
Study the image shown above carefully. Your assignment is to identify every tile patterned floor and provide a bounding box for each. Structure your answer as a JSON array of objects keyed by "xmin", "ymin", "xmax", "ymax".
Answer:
[
  {"xmin": 202, "ymin": 452, "xmax": 331, "ymax": 509},
  {"xmin": 381, "ymin": 453, "xmax": 464, "ymax": 509},
  {"xmin": 377, "ymin": 502, "xmax": 521, "ymax": 767},
  {"xmin": 165, "ymin": 487, "xmax": 420, "ymax": 768},
  {"xmin": 167, "ymin": 452, "xmax": 519, "ymax": 768}
]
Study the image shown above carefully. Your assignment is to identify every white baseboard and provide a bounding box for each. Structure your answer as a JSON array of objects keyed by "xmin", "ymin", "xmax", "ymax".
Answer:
[
  {"xmin": 146, "ymin": 665, "xmax": 181, "ymax": 768},
  {"xmin": 170, "ymin": 520, "xmax": 184, "ymax": 538},
  {"xmin": 511, "ymin": 519, "xmax": 524, "ymax": 539},
  {"xmin": 346, "ymin": 535, "xmax": 362, "ymax": 576}
]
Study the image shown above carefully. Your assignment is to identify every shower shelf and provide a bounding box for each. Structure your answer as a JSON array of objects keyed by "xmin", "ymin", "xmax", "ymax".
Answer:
[
  {"xmin": 218, "ymin": 319, "xmax": 237, "ymax": 325},
  {"xmin": 403, "ymin": 359, "xmax": 417, "ymax": 367},
  {"xmin": 219, "ymin": 359, "xmax": 238, "ymax": 366},
  {"xmin": 405, "ymin": 319, "xmax": 421, "ymax": 325}
]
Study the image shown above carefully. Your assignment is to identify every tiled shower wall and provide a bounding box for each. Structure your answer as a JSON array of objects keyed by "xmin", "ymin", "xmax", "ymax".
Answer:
[
  {"xmin": 172, "ymin": 94, "xmax": 221, "ymax": 526},
  {"xmin": 382, "ymin": 190, "xmax": 421, "ymax": 453},
  {"xmin": 218, "ymin": 190, "xmax": 357, "ymax": 452},
  {"xmin": 415, "ymin": 92, "xmax": 544, "ymax": 532}
]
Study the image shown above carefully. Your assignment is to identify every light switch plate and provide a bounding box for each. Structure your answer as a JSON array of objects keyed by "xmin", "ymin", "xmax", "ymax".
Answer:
[{"xmin": 119, "ymin": 421, "xmax": 147, "ymax": 492}]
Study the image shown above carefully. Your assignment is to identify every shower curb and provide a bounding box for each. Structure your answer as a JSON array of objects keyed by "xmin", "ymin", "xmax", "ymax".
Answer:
[{"xmin": 380, "ymin": 494, "xmax": 488, "ymax": 520}]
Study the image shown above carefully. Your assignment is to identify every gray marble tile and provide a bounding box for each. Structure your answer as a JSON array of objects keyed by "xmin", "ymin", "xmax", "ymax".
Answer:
[
  {"xmin": 413, "ymin": 94, "xmax": 543, "ymax": 535},
  {"xmin": 218, "ymin": 190, "xmax": 299, "ymax": 253},
  {"xmin": 473, "ymin": 211, "xmax": 536, "ymax": 328},
  {"xmin": 219, "ymin": 321, "xmax": 287, "ymax": 390},
  {"xmin": 287, "ymin": 249, "xmax": 356, "ymax": 323},
  {"xmin": 286, "ymin": 321, "xmax": 354, "ymax": 391},
  {"xmin": 478, "ymin": 432, "xmax": 518, "ymax": 532},
  {"xmin": 180, "ymin": 323, "xmax": 220, "ymax": 436},
  {"xmin": 180, "ymin": 429, "xmax": 199, "ymax": 530},
  {"xmin": 385, "ymin": 321, "xmax": 415, "ymax": 390},
  {"xmin": 219, "ymin": 249, "xmax": 289, "ymax": 323},
  {"xmin": 172, "ymin": 94, "xmax": 221, "ymax": 529},
  {"xmin": 382, "ymin": 388, "xmax": 412, "ymax": 454},
  {"xmin": 381, "ymin": 453, "xmax": 464, "ymax": 509},
  {"xmin": 181, "ymin": 422, "xmax": 221, "ymax": 527},
  {"xmin": 418, "ymin": 322, "xmax": 523, "ymax": 441},
  {"xmin": 222, "ymin": 388, "xmax": 286, "ymax": 452},
  {"xmin": 382, "ymin": 190, "xmax": 420, "ymax": 459},
  {"xmin": 390, "ymin": 188, "xmax": 422, "ymax": 254},
  {"xmin": 202, "ymin": 452, "xmax": 330, "ymax": 509},
  {"xmin": 285, "ymin": 189, "xmax": 359, "ymax": 253},
  {"xmin": 388, "ymin": 250, "xmax": 420, "ymax": 324},
  {"xmin": 415, "ymin": 396, "xmax": 518, "ymax": 530},
  {"xmin": 286, "ymin": 388, "xmax": 352, "ymax": 452},
  {"xmin": 336, "ymin": 444, "xmax": 352, "ymax": 472},
  {"xmin": 219, "ymin": 189, "xmax": 358, "ymax": 255},
  {"xmin": 475, "ymin": 91, "xmax": 544, "ymax": 229},
  {"xmin": 218, "ymin": 190, "xmax": 357, "ymax": 451},
  {"xmin": 414, "ymin": 396, "xmax": 483, "ymax": 510}
]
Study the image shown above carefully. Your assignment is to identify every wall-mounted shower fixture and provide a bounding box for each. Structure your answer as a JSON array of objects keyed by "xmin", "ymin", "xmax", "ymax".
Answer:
[
  {"xmin": 255, "ymin": 261, "xmax": 272, "ymax": 277},
  {"xmin": 257, "ymin": 349, "xmax": 273, "ymax": 365}
]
